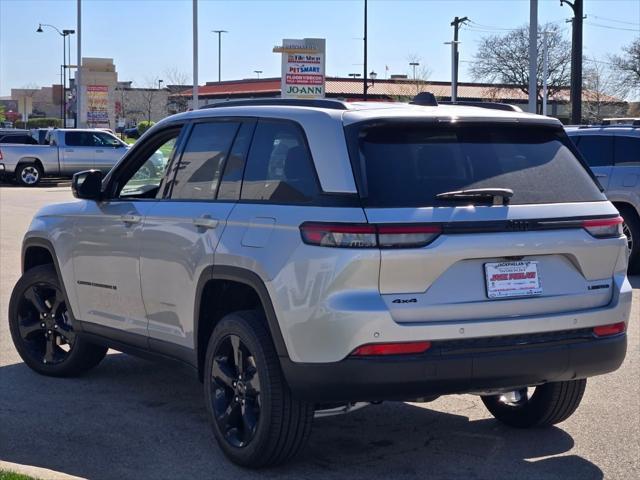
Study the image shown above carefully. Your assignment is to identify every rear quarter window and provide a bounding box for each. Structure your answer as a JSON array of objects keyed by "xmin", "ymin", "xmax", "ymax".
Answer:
[
  {"xmin": 614, "ymin": 136, "xmax": 640, "ymax": 165},
  {"xmin": 347, "ymin": 122, "xmax": 605, "ymax": 207}
]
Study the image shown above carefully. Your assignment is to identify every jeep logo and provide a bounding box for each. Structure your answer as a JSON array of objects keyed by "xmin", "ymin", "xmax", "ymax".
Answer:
[{"xmin": 392, "ymin": 298, "xmax": 417, "ymax": 304}]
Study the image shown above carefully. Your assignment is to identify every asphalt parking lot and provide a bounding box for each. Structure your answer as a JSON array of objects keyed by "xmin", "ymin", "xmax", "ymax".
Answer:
[{"xmin": 0, "ymin": 186, "xmax": 638, "ymax": 480}]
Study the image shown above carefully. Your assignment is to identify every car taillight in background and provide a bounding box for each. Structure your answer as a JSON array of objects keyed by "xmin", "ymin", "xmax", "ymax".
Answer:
[
  {"xmin": 299, "ymin": 222, "xmax": 442, "ymax": 249},
  {"xmin": 583, "ymin": 216, "xmax": 624, "ymax": 239}
]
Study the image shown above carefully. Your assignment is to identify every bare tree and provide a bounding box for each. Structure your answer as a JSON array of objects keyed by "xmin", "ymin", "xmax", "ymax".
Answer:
[
  {"xmin": 135, "ymin": 77, "xmax": 163, "ymax": 123},
  {"xmin": 164, "ymin": 67, "xmax": 190, "ymax": 114},
  {"xmin": 470, "ymin": 23, "xmax": 571, "ymax": 112},
  {"xmin": 406, "ymin": 54, "xmax": 432, "ymax": 95},
  {"xmin": 609, "ymin": 37, "xmax": 640, "ymax": 101},
  {"xmin": 582, "ymin": 59, "xmax": 628, "ymax": 123}
]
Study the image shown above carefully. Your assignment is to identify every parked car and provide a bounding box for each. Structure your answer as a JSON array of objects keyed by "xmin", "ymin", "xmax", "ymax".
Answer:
[
  {"xmin": 124, "ymin": 126, "xmax": 139, "ymax": 139},
  {"xmin": 9, "ymin": 99, "xmax": 631, "ymax": 467},
  {"xmin": 566, "ymin": 122, "xmax": 640, "ymax": 272},
  {"xmin": 0, "ymin": 128, "xmax": 129, "ymax": 186}
]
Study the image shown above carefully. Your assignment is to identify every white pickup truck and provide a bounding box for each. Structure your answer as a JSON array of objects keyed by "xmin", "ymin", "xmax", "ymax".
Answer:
[{"xmin": 0, "ymin": 129, "xmax": 129, "ymax": 186}]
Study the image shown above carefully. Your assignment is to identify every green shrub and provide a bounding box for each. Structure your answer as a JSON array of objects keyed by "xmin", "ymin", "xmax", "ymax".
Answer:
[
  {"xmin": 14, "ymin": 118, "xmax": 62, "ymax": 129},
  {"xmin": 137, "ymin": 120, "xmax": 155, "ymax": 135}
]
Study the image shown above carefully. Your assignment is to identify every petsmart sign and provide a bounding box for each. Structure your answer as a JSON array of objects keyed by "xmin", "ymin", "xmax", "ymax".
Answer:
[{"xmin": 274, "ymin": 38, "xmax": 326, "ymax": 99}]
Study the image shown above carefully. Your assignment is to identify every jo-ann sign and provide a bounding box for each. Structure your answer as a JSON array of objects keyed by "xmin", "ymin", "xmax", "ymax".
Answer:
[{"xmin": 274, "ymin": 38, "xmax": 326, "ymax": 99}]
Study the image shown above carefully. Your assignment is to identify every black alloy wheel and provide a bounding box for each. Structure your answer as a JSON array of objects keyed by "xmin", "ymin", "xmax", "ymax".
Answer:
[
  {"xmin": 9, "ymin": 264, "xmax": 108, "ymax": 376},
  {"xmin": 16, "ymin": 282, "xmax": 76, "ymax": 365},
  {"xmin": 204, "ymin": 310, "xmax": 313, "ymax": 467},
  {"xmin": 211, "ymin": 334, "xmax": 262, "ymax": 448}
]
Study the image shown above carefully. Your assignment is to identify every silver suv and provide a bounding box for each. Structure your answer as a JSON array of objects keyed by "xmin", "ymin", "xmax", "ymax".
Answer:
[
  {"xmin": 566, "ymin": 123, "xmax": 640, "ymax": 272},
  {"xmin": 9, "ymin": 99, "xmax": 632, "ymax": 467}
]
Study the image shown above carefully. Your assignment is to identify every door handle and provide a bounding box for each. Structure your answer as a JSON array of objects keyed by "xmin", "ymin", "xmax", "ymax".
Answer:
[
  {"xmin": 121, "ymin": 214, "xmax": 142, "ymax": 224},
  {"xmin": 193, "ymin": 216, "xmax": 219, "ymax": 230}
]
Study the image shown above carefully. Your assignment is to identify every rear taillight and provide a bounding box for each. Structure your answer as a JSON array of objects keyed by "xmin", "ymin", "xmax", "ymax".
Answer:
[
  {"xmin": 300, "ymin": 223, "xmax": 442, "ymax": 249},
  {"xmin": 593, "ymin": 322, "xmax": 626, "ymax": 337},
  {"xmin": 350, "ymin": 341, "xmax": 432, "ymax": 356},
  {"xmin": 299, "ymin": 223, "xmax": 377, "ymax": 248},
  {"xmin": 377, "ymin": 225, "xmax": 442, "ymax": 248},
  {"xmin": 583, "ymin": 216, "xmax": 624, "ymax": 238}
]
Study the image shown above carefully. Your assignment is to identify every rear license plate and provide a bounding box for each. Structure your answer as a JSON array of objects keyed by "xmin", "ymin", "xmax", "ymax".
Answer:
[{"xmin": 485, "ymin": 261, "xmax": 542, "ymax": 299}]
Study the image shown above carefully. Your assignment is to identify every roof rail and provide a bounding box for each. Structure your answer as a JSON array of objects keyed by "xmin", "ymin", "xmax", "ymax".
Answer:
[
  {"xmin": 410, "ymin": 92, "xmax": 438, "ymax": 107},
  {"xmin": 439, "ymin": 101, "xmax": 523, "ymax": 112},
  {"xmin": 199, "ymin": 98, "xmax": 350, "ymax": 110},
  {"xmin": 577, "ymin": 123, "xmax": 640, "ymax": 129}
]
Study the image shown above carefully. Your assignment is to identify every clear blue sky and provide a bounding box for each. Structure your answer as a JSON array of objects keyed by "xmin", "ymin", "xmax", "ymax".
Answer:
[{"xmin": 1, "ymin": 0, "xmax": 638, "ymax": 97}]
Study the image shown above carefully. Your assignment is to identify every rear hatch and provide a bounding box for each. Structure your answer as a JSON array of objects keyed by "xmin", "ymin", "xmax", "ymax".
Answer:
[{"xmin": 344, "ymin": 118, "xmax": 624, "ymax": 324}]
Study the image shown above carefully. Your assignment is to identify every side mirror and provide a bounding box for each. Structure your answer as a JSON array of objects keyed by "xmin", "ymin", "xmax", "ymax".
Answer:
[{"xmin": 72, "ymin": 170, "xmax": 103, "ymax": 200}]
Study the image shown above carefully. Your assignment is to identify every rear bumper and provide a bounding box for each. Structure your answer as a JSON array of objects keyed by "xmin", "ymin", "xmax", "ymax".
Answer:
[{"xmin": 281, "ymin": 330, "xmax": 627, "ymax": 402}]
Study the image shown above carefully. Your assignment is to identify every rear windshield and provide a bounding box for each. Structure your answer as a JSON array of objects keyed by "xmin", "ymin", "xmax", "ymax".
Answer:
[{"xmin": 346, "ymin": 122, "xmax": 605, "ymax": 207}]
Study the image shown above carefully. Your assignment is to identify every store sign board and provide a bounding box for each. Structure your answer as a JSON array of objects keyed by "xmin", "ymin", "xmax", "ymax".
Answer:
[{"xmin": 274, "ymin": 38, "xmax": 326, "ymax": 99}]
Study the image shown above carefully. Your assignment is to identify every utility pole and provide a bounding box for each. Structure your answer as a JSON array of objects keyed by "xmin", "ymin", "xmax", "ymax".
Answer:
[
  {"xmin": 450, "ymin": 16, "xmax": 468, "ymax": 102},
  {"xmin": 212, "ymin": 30, "xmax": 227, "ymax": 83},
  {"xmin": 528, "ymin": 0, "xmax": 538, "ymax": 114},
  {"xmin": 561, "ymin": 0, "xmax": 584, "ymax": 124},
  {"xmin": 363, "ymin": 0, "xmax": 368, "ymax": 100}
]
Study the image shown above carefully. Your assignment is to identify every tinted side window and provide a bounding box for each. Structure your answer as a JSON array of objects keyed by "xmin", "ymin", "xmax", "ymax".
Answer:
[
  {"xmin": 573, "ymin": 135, "xmax": 613, "ymax": 167},
  {"xmin": 65, "ymin": 131, "xmax": 84, "ymax": 146},
  {"xmin": 170, "ymin": 121, "xmax": 240, "ymax": 200},
  {"xmin": 614, "ymin": 136, "xmax": 640, "ymax": 165},
  {"xmin": 241, "ymin": 120, "xmax": 319, "ymax": 203},
  {"xmin": 218, "ymin": 121, "xmax": 255, "ymax": 201}
]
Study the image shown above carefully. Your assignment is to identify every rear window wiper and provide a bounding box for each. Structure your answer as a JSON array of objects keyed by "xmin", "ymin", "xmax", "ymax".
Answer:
[{"xmin": 435, "ymin": 188, "xmax": 514, "ymax": 205}]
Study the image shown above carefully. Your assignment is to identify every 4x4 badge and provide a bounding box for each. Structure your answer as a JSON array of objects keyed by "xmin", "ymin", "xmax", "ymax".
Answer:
[{"xmin": 392, "ymin": 298, "xmax": 417, "ymax": 303}]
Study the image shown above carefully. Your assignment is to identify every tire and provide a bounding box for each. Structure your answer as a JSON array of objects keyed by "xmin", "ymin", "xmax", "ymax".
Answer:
[
  {"xmin": 481, "ymin": 379, "xmax": 587, "ymax": 428},
  {"xmin": 204, "ymin": 310, "xmax": 313, "ymax": 468},
  {"xmin": 8, "ymin": 264, "xmax": 108, "ymax": 377},
  {"xmin": 617, "ymin": 204, "xmax": 640, "ymax": 274},
  {"xmin": 15, "ymin": 162, "xmax": 43, "ymax": 187}
]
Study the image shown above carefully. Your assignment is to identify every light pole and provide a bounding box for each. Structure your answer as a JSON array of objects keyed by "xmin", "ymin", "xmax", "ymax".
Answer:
[
  {"xmin": 363, "ymin": 0, "xmax": 368, "ymax": 100},
  {"xmin": 540, "ymin": 31, "xmax": 550, "ymax": 116},
  {"xmin": 158, "ymin": 79, "xmax": 164, "ymax": 90},
  {"xmin": 409, "ymin": 61, "xmax": 420, "ymax": 94},
  {"xmin": 254, "ymin": 70, "xmax": 262, "ymax": 79},
  {"xmin": 212, "ymin": 29, "xmax": 228, "ymax": 83},
  {"xmin": 37, "ymin": 23, "xmax": 75, "ymax": 125}
]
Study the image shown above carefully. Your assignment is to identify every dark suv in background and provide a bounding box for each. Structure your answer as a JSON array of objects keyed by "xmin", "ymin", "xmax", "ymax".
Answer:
[{"xmin": 567, "ymin": 122, "xmax": 640, "ymax": 272}]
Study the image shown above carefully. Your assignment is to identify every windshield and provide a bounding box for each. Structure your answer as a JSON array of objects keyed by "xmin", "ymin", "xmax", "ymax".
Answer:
[{"xmin": 345, "ymin": 122, "xmax": 605, "ymax": 208}]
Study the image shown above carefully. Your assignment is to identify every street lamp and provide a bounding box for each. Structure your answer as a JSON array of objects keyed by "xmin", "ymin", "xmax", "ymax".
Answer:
[
  {"xmin": 212, "ymin": 29, "xmax": 228, "ymax": 83},
  {"xmin": 254, "ymin": 70, "xmax": 263, "ymax": 79},
  {"xmin": 158, "ymin": 79, "xmax": 164, "ymax": 90},
  {"xmin": 349, "ymin": 73, "xmax": 362, "ymax": 78},
  {"xmin": 369, "ymin": 71, "xmax": 377, "ymax": 87},
  {"xmin": 37, "ymin": 23, "xmax": 75, "ymax": 126}
]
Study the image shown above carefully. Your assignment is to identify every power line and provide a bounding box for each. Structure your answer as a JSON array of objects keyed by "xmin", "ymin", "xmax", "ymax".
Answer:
[
  {"xmin": 585, "ymin": 21, "xmax": 640, "ymax": 32},
  {"xmin": 467, "ymin": 20, "xmax": 518, "ymax": 31},
  {"xmin": 589, "ymin": 15, "xmax": 640, "ymax": 27}
]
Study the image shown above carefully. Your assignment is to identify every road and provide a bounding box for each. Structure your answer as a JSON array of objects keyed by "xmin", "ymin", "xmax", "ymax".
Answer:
[{"xmin": 1, "ymin": 186, "xmax": 638, "ymax": 480}]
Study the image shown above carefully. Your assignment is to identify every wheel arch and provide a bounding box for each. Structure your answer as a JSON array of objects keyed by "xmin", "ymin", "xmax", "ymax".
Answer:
[
  {"xmin": 21, "ymin": 237, "xmax": 80, "ymax": 329},
  {"xmin": 612, "ymin": 201, "xmax": 640, "ymax": 221},
  {"xmin": 194, "ymin": 265, "xmax": 289, "ymax": 381}
]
